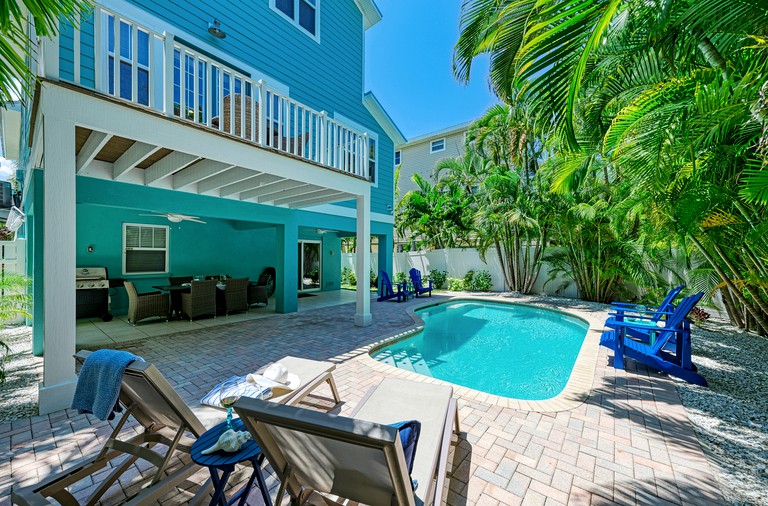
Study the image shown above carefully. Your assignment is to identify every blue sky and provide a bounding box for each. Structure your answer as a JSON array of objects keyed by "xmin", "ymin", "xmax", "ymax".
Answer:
[{"xmin": 365, "ymin": 0, "xmax": 499, "ymax": 140}]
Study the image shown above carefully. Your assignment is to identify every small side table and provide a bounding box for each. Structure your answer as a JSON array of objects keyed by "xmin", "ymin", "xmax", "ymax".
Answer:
[{"xmin": 191, "ymin": 418, "xmax": 272, "ymax": 506}]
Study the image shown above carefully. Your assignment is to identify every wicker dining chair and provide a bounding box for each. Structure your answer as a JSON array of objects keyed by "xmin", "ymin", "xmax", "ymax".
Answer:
[
  {"xmin": 168, "ymin": 276, "xmax": 193, "ymax": 286},
  {"xmin": 223, "ymin": 277, "xmax": 249, "ymax": 315},
  {"xmin": 180, "ymin": 279, "xmax": 218, "ymax": 321},
  {"xmin": 125, "ymin": 281, "xmax": 170, "ymax": 325},
  {"xmin": 248, "ymin": 284, "xmax": 269, "ymax": 307}
]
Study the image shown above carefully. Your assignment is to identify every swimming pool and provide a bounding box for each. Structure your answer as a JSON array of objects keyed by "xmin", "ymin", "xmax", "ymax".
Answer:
[{"xmin": 371, "ymin": 300, "xmax": 589, "ymax": 400}]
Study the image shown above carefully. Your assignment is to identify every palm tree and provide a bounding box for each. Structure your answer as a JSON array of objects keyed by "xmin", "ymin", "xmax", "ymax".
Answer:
[
  {"xmin": 1, "ymin": 0, "xmax": 92, "ymax": 104},
  {"xmin": 0, "ymin": 272, "xmax": 31, "ymax": 383}
]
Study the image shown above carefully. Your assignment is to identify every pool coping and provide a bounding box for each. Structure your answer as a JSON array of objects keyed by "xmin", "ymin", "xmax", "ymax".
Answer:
[{"xmin": 360, "ymin": 294, "xmax": 603, "ymax": 412}]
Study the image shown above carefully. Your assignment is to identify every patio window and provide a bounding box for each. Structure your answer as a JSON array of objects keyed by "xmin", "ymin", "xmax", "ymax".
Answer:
[
  {"xmin": 272, "ymin": 0, "xmax": 318, "ymax": 38},
  {"xmin": 123, "ymin": 224, "xmax": 168, "ymax": 275},
  {"xmin": 104, "ymin": 13, "xmax": 150, "ymax": 105},
  {"xmin": 430, "ymin": 138, "xmax": 445, "ymax": 153}
]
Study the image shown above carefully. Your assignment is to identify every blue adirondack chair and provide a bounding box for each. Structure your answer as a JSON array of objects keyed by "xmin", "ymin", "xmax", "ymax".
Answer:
[
  {"xmin": 600, "ymin": 292, "xmax": 707, "ymax": 386},
  {"xmin": 408, "ymin": 268, "xmax": 433, "ymax": 297},
  {"xmin": 378, "ymin": 270, "xmax": 406, "ymax": 302},
  {"xmin": 607, "ymin": 285, "xmax": 685, "ymax": 342}
]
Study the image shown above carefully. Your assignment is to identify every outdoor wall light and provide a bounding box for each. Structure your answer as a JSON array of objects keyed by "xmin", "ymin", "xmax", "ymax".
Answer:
[
  {"xmin": 208, "ymin": 19, "xmax": 226, "ymax": 39},
  {"xmin": 87, "ymin": 245, "xmax": 95, "ymax": 253}
]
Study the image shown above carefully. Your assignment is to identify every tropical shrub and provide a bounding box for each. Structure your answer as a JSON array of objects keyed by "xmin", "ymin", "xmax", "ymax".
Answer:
[
  {"xmin": 0, "ymin": 273, "xmax": 32, "ymax": 383},
  {"xmin": 394, "ymin": 272, "xmax": 407, "ymax": 285},
  {"xmin": 370, "ymin": 268, "xmax": 378, "ymax": 289},
  {"xmin": 429, "ymin": 269, "xmax": 448, "ymax": 289},
  {"xmin": 471, "ymin": 270, "xmax": 493, "ymax": 292},
  {"xmin": 341, "ymin": 267, "xmax": 356, "ymax": 287},
  {"xmin": 447, "ymin": 277, "xmax": 465, "ymax": 291}
]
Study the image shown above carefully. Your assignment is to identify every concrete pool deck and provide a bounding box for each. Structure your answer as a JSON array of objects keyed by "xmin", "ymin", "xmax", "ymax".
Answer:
[{"xmin": 0, "ymin": 293, "xmax": 725, "ymax": 505}]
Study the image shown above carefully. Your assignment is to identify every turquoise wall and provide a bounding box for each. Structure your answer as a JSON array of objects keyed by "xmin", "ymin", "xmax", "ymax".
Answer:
[
  {"xmin": 56, "ymin": 0, "xmax": 394, "ymax": 216},
  {"xmin": 77, "ymin": 203, "xmax": 278, "ymax": 313},
  {"xmin": 75, "ymin": 177, "xmax": 388, "ymax": 313}
]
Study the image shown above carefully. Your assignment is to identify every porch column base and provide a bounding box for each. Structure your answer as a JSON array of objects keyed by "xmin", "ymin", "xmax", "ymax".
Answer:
[
  {"xmin": 354, "ymin": 312, "xmax": 372, "ymax": 327},
  {"xmin": 38, "ymin": 378, "xmax": 77, "ymax": 415}
]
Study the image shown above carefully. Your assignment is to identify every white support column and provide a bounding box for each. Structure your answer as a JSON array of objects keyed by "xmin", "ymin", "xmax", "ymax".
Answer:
[
  {"xmin": 355, "ymin": 191, "xmax": 372, "ymax": 327},
  {"xmin": 39, "ymin": 116, "xmax": 77, "ymax": 414}
]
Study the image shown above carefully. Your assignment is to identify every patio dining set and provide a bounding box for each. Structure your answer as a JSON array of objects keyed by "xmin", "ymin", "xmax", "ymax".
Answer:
[{"xmin": 125, "ymin": 269, "xmax": 275, "ymax": 325}]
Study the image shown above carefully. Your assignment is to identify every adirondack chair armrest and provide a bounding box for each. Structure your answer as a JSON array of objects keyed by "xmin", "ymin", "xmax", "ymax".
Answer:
[{"xmin": 606, "ymin": 318, "xmax": 685, "ymax": 333}]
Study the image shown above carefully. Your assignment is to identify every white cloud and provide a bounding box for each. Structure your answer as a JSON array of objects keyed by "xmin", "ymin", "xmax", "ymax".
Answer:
[{"xmin": 0, "ymin": 157, "xmax": 16, "ymax": 181}]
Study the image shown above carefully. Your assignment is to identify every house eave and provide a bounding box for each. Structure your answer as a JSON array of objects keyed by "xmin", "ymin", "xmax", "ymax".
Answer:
[{"xmin": 355, "ymin": 0, "xmax": 383, "ymax": 29}]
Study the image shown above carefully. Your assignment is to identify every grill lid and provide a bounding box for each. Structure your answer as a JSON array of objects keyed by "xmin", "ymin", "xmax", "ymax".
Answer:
[{"xmin": 76, "ymin": 267, "xmax": 108, "ymax": 280}]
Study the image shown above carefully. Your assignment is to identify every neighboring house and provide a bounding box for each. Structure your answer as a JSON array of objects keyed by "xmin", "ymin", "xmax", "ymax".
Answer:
[
  {"xmin": 394, "ymin": 121, "xmax": 471, "ymax": 249},
  {"xmin": 13, "ymin": 0, "xmax": 401, "ymax": 413}
]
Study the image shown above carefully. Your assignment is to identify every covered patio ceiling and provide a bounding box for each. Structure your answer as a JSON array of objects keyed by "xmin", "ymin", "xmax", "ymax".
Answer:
[{"xmin": 73, "ymin": 126, "xmax": 356, "ymax": 208}]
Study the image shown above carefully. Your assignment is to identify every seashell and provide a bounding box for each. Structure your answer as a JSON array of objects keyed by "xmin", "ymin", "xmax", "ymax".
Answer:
[{"xmin": 201, "ymin": 429, "xmax": 251, "ymax": 454}]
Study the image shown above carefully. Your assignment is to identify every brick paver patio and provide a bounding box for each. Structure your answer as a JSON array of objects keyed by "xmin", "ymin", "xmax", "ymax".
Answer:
[{"xmin": 0, "ymin": 295, "xmax": 725, "ymax": 505}]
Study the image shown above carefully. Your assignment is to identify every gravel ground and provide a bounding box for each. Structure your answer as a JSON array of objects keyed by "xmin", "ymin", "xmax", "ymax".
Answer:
[
  {"xmin": 0, "ymin": 298, "xmax": 766, "ymax": 504},
  {"xmin": 676, "ymin": 318, "xmax": 768, "ymax": 506},
  {"xmin": 0, "ymin": 325, "xmax": 41, "ymax": 423}
]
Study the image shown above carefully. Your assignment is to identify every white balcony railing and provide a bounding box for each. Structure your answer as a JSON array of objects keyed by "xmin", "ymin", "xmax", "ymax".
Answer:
[{"xmin": 54, "ymin": 5, "xmax": 371, "ymax": 180}]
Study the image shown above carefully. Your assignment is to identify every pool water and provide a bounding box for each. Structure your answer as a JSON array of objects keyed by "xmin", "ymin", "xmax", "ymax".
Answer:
[{"xmin": 372, "ymin": 300, "xmax": 589, "ymax": 400}]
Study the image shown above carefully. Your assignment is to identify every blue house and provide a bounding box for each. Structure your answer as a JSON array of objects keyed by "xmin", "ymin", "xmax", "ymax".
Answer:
[{"xmin": 14, "ymin": 0, "xmax": 405, "ymax": 414}]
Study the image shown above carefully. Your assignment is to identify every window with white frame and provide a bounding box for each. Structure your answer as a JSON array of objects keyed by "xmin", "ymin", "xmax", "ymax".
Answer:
[
  {"xmin": 368, "ymin": 136, "xmax": 377, "ymax": 183},
  {"xmin": 272, "ymin": 0, "xmax": 318, "ymax": 38},
  {"xmin": 104, "ymin": 13, "xmax": 150, "ymax": 105},
  {"xmin": 123, "ymin": 224, "xmax": 169, "ymax": 275},
  {"xmin": 395, "ymin": 150, "xmax": 401, "ymax": 165},
  {"xmin": 430, "ymin": 138, "xmax": 446, "ymax": 153}
]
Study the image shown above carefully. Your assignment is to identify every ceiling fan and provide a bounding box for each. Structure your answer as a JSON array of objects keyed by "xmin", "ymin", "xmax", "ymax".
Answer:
[{"xmin": 140, "ymin": 213, "xmax": 207, "ymax": 224}]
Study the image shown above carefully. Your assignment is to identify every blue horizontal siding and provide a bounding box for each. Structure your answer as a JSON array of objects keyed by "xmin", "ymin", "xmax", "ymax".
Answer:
[{"xmin": 56, "ymin": 0, "xmax": 393, "ymax": 214}]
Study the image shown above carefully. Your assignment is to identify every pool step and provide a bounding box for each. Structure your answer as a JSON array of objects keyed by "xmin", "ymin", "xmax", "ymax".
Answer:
[{"xmin": 391, "ymin": 349, "xmax": 433, "ymax": 377}]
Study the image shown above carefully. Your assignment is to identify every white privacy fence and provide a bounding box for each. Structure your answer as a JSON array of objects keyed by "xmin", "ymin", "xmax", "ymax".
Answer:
[{"xmin": 342, "ymin": 247, "xmax": 579, "ymax": 298}]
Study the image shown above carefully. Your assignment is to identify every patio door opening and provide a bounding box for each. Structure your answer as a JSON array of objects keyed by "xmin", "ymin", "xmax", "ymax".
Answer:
[{"xmin": 298, "ymin": 240, "xmax": 321, "ymax": 292}]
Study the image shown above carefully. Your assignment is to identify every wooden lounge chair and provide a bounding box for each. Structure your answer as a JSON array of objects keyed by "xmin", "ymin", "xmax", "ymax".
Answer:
[
  {"xmin": 409, "ymin": 268, "xmax": 433, "ymax": 297},
  {"xmin": 13, "ymin": 350, "xmax": 208, "ymax": 506},
  {"xmin": 190, "ymin": 355, "xmax": 342, "ymax": 429},
  {"xmin": 234, "ymin": 377, "xmax": 460, "ymax": 506},
  {"xmin": 600, "ymin": 292, "xmax": 707, "ymax": 385},
  {"xmin": 377, "ymin": 270, "xmax": 406, "ymax": 302},
  {"xmin": 13, "ymin": 353, "xmax": 342, "ymax": 506}
]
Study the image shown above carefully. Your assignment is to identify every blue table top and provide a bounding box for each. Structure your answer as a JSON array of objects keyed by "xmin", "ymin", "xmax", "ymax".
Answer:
[{"xmin": 190, "ymin": 418, "xmax": 262, "ymax": 468}]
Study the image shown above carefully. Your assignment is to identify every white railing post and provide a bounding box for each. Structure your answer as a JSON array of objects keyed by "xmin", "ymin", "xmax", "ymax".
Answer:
[
  {"xmin": 362, "ymin": 133, "xmax": 369, "ymax": 178},
  {"xmin": 164, "ymin": 34, "xmax": 174, "ymax": 116},
  {"xmin": 240, "ymin": 79, "xmax": 246, "ymax": 138},
  {"xmin": 131, "ymin": 24, "xmax": 139, "ymax": 103},
  {"xmin": 257, "ymin": 80, "xmax": 266, "ymax": 146},
  {"xmin": 319, "ymin": 111, "xmax": 327, "ymax": 165},
  {"xmin": 205, "ymin": 63, "xmax": 212, "ymax": 126},
  {"xmin": 73, "ymin": 11, "xmax": 81, "ymax": 84},
  {"xmin": 193, "ymin": 55, "xmax": 200, "ymax": 122},
  {"xmin": 113, "ymin": 14, "xmax": 120, "ymax": 98},
  {"xmin": 93, "ymin": 6, "xmax": 103, "ymax": 92}
]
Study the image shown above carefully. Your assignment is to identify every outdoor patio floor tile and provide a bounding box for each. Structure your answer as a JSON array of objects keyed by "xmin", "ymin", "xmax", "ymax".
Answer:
[{"xmin": 0, "ymin": 293, "xmax": 726, "ymax": 505}]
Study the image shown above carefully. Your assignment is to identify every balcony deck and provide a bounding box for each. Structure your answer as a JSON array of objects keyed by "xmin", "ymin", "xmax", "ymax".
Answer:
[{"xmin": 40, "ymin": 4, "xmax": 374, "ymax": 208}]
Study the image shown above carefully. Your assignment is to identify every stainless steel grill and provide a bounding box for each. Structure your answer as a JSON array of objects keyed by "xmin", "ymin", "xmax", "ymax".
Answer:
[
  {"xmin": 76, "ymin": 267, "xmax": 113, "ymax": 321},
  {"xmin": 76, "ymin": 267, "xmax": 109, "ymax": 289}
]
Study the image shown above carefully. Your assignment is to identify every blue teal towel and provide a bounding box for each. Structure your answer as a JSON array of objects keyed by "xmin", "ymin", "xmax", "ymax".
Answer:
[
  {"xmin": 71, "ymin": 349, "xmax": 144, "ymax": 420},
  {"xmin": 389, "ymin": 420, "xmax": 421, "ymax": 490}
]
